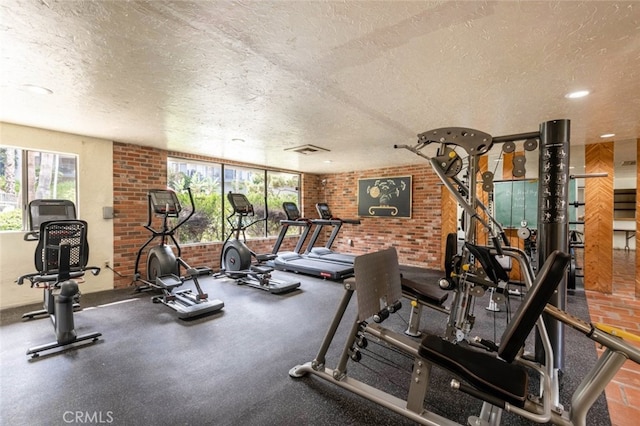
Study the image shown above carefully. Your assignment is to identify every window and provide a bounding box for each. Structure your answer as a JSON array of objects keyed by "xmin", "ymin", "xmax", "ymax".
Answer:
[
  {"xmin": 167, "ymin": 159, "xmax": 223, "ymax": 243},
  {"xmin": 223, "ymin": 165, "xmax": 266, "ymax": 239},
  {"xmin": 0, "ymin": 147, "xmax": 78, "ymax": 231},
  {"xmin": 266, "ymin": 171, "xmax": 300, "ymax": 237},
  {"xmin": 167, "ymin": 157, "xmax": 300, "ymax": 243}
]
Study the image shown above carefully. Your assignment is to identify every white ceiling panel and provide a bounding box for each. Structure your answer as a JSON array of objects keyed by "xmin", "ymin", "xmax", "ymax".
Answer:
[{"xmin": 1, "ymin": 1, "xmax": 638, "ymax": 173}]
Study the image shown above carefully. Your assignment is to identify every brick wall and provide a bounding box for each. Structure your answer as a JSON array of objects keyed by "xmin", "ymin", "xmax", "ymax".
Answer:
[
  {"xmin": 316, "ymin": 164, "xmax": 443, "ymax": 270},
  {"xmin": 112, "ymin": 143, "xmax": 444, "ymax": 288},
  {"xmin": 112, "ymin": 143, "xmax": 303, "ymax": 288},
  {"xmin": 113, "ymin": 143, "xmax": 167, "ymax": 288}
]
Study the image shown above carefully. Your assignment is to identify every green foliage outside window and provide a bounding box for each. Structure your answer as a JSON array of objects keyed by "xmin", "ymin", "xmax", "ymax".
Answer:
[
  {"xmin": 0, "ymin": 147, "xmax": 77, "ymax": 231},
  {"xmin": 167, "ymin": 158, "xmax": 299, "ymax": 244}
]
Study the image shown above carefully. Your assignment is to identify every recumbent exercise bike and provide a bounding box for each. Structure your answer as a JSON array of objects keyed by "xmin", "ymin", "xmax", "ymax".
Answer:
[{"xmin": 16, "ymin": 199, "xmax": 102, "ymax": 358}]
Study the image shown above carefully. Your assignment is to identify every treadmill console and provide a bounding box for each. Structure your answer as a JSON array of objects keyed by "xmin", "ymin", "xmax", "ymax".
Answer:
[
  {"xmin": 227, "ymin": 192, "xmax": 254, "ymax": 215},
  {"xmin": 316, "ymin": 203, "xmax": 332, "ymax": 220},
  {"xmin": 149, "ymin": 189, "xmax": 182, "ymax": 216},
  {"xmin": 316, "ymin": 203, "xmax": 361, "ymax": 225},
  {"xmin": 283, "ymin": 202, "xmax": 301, "ymax": 220}
]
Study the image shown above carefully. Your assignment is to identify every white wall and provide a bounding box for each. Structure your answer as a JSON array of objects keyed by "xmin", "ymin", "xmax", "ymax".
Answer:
[
  {"xmin": 613, "ymin": 139, "xmax": 637, "ymax": 250},
  {"xmin": 0, "ymin": 123, "xmax": 114, "ymax": 309}
]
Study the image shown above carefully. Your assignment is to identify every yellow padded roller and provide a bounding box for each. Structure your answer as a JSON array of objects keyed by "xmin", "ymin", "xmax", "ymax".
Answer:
[{"xmin": 594, "ymin": 323, "xmax": 640, "ymax": 342}]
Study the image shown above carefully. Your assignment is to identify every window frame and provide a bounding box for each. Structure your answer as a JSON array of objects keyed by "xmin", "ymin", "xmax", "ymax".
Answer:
[
  {"xmin": 167, "ymin": 156, "xmax": 300, "ymax": 244},
  {"xmin": 0, "ymin": 146, "xmax": 79, "ymax": 232}
]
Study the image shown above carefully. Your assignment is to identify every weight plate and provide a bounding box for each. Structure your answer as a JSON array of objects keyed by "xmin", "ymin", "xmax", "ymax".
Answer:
[
  {"xmin": 517, "ymin": 227, "xmax": 531, "ymax": 240},
  {"xmin": 481, "ymin": 171, "xmax": 494, "ymax": 182}
]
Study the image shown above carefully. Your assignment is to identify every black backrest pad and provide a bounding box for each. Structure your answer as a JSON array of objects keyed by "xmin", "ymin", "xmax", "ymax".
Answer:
[
  {"xmin": 37, "ymin": 220, "xmax": 89, "ymax": 274},
  {"xmin": 465, "ymin": 242, "xmax": 509, "ymax": 284},
  {"xmin": 498, "ymin": 250, "xmax": 571, "ymax": 362}
]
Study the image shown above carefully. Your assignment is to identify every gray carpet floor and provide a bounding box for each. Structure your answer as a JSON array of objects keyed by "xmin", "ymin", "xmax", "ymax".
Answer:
[{"xmin": 0, "ymin": 266, "xmax": 609, "ymax": 425}]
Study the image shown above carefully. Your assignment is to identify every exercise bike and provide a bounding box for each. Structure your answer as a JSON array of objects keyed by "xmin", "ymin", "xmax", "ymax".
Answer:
[
  {"xmin": 17, "ymin": 209, "xmax": 102, "ymax": 358},
  {"xmin": 134, "ymin": 188, "xmax": 224, "ymax": 319},
  {"xmin": 20, "ymin": 199, "xmax": 82, "ymax": 319},
  {"xmin": 220, "ymin": 192, "xmax": 300, "ymax": 294}
]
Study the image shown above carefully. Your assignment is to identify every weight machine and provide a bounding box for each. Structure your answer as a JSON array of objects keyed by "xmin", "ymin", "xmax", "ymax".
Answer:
[
  {"xmin": 395, "ymin": 120, "xmax": 571, "ymax": 372},
  {"xmin": 290, "ymin": 120, "xmax": 640, "ymax": 425},
  {"xmin": 395, "ymin": 127, "xmax": 525, "ymax": 343},
  {"xmin": 290, "ymin": 245, "xmax": 640, "ymax": 425}
]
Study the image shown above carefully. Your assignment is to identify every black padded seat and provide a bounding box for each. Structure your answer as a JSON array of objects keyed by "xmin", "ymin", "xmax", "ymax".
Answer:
[
  {"xmin": 418, "ymin": 250, "xmax": 571, "ymax": 408},
  {"xmin": 420, "ymin": 335, "xmax": 529, "ymax": 407},
  {"xmin": 401, "ymin": 277, "xmax": 448, "ymax": 306}
]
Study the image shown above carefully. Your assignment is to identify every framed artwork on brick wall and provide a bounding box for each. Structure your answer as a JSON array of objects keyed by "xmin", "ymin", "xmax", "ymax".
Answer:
[{"xmin": 357, "ymin": 176, "xmax": 412, "ymax": 218}]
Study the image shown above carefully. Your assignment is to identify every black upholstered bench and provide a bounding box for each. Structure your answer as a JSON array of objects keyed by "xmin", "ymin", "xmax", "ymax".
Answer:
[{"xmin": 401, "ymin": 277, "xmax": 449, "ymax": 307}]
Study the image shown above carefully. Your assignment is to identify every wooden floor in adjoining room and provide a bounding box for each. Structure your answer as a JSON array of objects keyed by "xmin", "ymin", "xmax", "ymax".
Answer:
[{"xmin": 584, "ymin": 249, "xmax": 640, "ymax": 426}]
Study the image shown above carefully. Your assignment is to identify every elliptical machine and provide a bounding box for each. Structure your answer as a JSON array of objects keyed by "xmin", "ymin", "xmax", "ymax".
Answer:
[
  {"xmin": 134, "ymin": 188, "xmax": 224, "ymax": 319},
  {"xmin": 220, "ymin": 192, "xmax": 300, "ymax": 294}
]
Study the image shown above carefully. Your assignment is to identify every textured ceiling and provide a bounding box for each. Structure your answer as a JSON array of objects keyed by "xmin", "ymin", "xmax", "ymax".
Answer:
[{"xmin": 1, "ymin": 1, "xmax": 639, "ymax": 174}]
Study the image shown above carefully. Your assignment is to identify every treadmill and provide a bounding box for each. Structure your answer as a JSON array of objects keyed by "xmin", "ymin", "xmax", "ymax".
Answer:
[
  {"xmin": 271, "ymin": 202, "xmax": 354, "ymax": 280},
  {"xmin": 304, "ymin": 203, "xmax": 360, "ymax": 265}
]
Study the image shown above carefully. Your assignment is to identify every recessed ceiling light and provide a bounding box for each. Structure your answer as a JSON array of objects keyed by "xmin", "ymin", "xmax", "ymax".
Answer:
[
  {"xmin": 564, "ymin": 90, "xmax": 589, "ymax": 99},
  {"xmin": 323, "ymin": 160, "xmax": 332, "ymax": 164},
  {"xmin": 600, "ymin": 133, "xmax": 615, "ymax": 138},
  {"xmin": 22, "ymin": 84, "xmax": 53, "ymax": 95}
]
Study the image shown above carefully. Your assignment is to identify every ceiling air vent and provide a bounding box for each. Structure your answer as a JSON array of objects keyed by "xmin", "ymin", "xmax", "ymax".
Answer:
[
  {"xmin": 284, "ymin": 144, "xmax": 330, "ymax": 155},
  {"xmin": 621, "ymin": 160, "xmax": 637, "ymax": 166}
]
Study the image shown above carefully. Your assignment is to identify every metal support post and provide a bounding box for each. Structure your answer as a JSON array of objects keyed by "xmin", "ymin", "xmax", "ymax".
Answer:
[{"xmin": 536, "ymin": 119, "xmax": 570, "ymax": 371}]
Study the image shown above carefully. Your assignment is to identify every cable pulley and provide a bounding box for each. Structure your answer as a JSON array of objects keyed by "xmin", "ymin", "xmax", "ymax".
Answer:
[
  {"xmin": 524, "ymin": 138, "xmax": 539, "ymax": 151},
  {"xmin": 503, "ymin": 141, "xmax": 516, "ymax": 153},
  {"xmin": 512, "ymin": 154, "xmax": 526, "ymax": 177}
]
